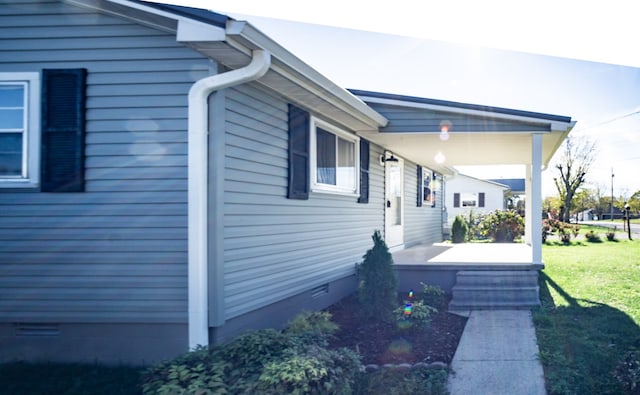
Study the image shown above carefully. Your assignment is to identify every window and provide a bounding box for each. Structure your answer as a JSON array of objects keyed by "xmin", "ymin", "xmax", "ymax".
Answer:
[
  {"xmin": 422, "ymin": 169, "xmax": 433, "ymax": 203},
  {"xmin": 461, "ymin": 192, "xmax": 478, "ymax": 207},
  {"xmin": 310, "ymin": 117, "xmax": 359, "ymax": 195},
  {"xmin": 0, "ymin": 73, "xmax": 40, "ymax": 188}
]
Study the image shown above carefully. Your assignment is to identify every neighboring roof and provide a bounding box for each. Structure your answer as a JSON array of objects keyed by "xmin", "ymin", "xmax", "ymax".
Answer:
[
  {"xmin": 488, "ymin": 178, "xmax": 526, "ymax": 193},
  {"xmin": 451, "ymin": 173, "xmax": 511, "ymax": 191},
  {"xmin": 349, "ymin": 89, "xmax": 572, "ymax": 123}
]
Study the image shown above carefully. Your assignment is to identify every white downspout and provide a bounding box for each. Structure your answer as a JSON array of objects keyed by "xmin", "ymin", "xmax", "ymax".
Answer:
[{"xmin": 188, "ymin": 50, "xmax": 271, "ymax": 349}]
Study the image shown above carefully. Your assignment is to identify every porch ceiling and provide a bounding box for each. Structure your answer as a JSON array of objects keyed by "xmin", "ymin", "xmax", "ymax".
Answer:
[{"xmin": 358, "ymin": 130, "xmax": 569, "ymax": 172}]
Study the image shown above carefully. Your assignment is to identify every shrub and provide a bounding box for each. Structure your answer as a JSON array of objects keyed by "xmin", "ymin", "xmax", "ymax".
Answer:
[
  {"xmin": 478, "ymin": 210, "xmax": 524, "ymax": 242},
  {"xmin": 542, "ymin": 219, "xmax": 553, "ymax": 243},
  {"xmin": 614, "ymin": 349, "xmax": 640, "ymax": 394},
  {"xmin": 142, "ymin": 313, "xmax": 361, "ymax": 395},
  {"xmin": 394, "ymin": 300, "xmax": 436, "ymax": 330},
  {"xmin": 355, "ymin": 366, "xmax": 448, "ymax": 395},
  {"xmin": 465, "ymin": 210, "xmax": 486, "ymax": 241},
  {"xmin": 285, "ymin": 311, "xmax": 339, "ymax": 345},
  {"xmin": 420, "ymin": 283, "xmax": 446, "ymax": 311},
  {"xmin": 451, "ymin": 215, "xmax": 468, "ymax": 243},
  {"xmin": 607, "ymin": 226, "xmax": 618, "ymax": 241},
  {"xmin": 141, "ymin": 346, "xmax": 228, "ymax": 395},
  {"xmin": 585, "ymin": 230, "xmax": 602, "ymax": 243},
  {"xmin": 358, "ymin": 230, "xmax": 397, "ymax": 322},
  {"xmin": 256, "ymin": 345, "xmax": 361, "ymax": 395},
  {"xmin": 543, "ymin": 218, "xmax": 579, "ymax": 244}
]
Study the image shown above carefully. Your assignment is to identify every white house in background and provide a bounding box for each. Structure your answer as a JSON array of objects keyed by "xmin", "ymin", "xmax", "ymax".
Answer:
[{"xmin": 445, "ymin": 173, "xmax": 510, "ymax": 225}]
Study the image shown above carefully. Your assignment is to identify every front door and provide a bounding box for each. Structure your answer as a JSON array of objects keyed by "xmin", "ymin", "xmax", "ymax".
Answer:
[{"xmin": 385, "ymin": 158, "xmax": 404, "ymax": 249}]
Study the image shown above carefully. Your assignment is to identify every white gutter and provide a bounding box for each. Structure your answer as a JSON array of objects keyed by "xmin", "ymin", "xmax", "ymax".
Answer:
[{"xmin": 188, "ymin": 49, "xmax": 271, "ymax": 350}]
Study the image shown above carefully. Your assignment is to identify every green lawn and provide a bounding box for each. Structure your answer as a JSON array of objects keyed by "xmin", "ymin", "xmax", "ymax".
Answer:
[{"xmin": 534, "ymin": 239, "xmax": 640, "ymax": 394}]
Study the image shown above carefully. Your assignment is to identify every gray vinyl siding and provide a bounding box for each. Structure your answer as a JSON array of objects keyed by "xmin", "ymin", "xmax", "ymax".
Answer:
[
  {"xmin": 0, "ymin": 0, "xmax": 211, "ymax": 323},
  {"xmin": 369, "ymin": 103, "xmax": 550, "ymax": 133},
  {"xmin": 403, "ymin": 162, "xmax": 443, "ymax": 247},
  {"xmin": 222, "ymin": 83, "xmax": 385, "ymax": 320}
]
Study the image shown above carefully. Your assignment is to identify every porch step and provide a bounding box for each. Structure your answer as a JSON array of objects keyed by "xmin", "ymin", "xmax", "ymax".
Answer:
[{"xmin": 449, "ymin": 270, "xmax": 541, "ymax": 310}]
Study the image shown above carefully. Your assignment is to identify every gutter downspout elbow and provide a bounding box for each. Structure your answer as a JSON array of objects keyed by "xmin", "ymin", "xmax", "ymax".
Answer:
[{"xmin": 188, "ymin": 50, "xmax": 271, "ymax": 350}]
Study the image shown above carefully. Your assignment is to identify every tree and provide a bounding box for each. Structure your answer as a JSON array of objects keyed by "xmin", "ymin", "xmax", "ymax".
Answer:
[
  {"xmin": 629, "ymin": 190, "xmax": 640, "ymax": 215},
  {"xmin": 358, "ymin": 230, "xmax": 397, "ymax": 322},
  {"xmin": 553, "ymin": 136, "xmax": 597, "ymax": 222}
]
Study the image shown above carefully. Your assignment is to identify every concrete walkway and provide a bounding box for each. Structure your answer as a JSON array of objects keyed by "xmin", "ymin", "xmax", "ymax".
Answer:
[{"xmin": 447, "ymin": 310, "xmax": 546, "ymax": 395}]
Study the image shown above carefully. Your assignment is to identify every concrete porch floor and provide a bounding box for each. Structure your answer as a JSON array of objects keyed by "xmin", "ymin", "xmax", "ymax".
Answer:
[
  {"xmin": 393, "ymin": 242, "xmax": 541, "ymax": 269},
  {"xmin": 392, "ymin": 243, "xmax": 543, "ymax": 295}
]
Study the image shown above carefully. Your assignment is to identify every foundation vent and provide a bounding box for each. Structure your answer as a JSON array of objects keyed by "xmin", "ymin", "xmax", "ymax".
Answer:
[
  {"xmin": 311, "ymin": 284, "xmax": 329, "ymax": 299},
  {"xmin": 14, "ymin": 323, "xmax": 60, "ymax": 337}
]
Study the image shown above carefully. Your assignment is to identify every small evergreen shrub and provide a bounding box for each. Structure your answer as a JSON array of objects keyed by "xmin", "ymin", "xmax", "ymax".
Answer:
[
  {"xmin": 478, "ymin": 210, "xmax": 524, "ymax": 242},
  {"xmin": 451, "ymin": 215, "xmax": 468, "ymax": 243},
  {"xmin": 585, "ymin": 230, "xmax": 602, "ymax": 243},
  {"xmin": 358, "ymin": 230, "xmax": 398, "ymax": 322},
  {"xmin": 421, "ymin": 283, "xmax": 446, "ymax": 311}
]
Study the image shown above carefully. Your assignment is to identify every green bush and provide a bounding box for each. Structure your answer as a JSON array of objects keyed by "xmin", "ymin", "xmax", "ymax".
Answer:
[
  {"xmin": 451, "ymin": 215, "xmax": 468, "ymax": 243},
  {"xmin": 465, "ymin": 210, "xmax": 487, "ymax": 241},
  {"xmin": 479, "ymin": 210, "xmax": 524, "ymax": 242},
  {"xmin": 141, "ymin": 346, "xmax": 227, "ymax": 395},
  {"xmin": 257, "ymin": 345, "xmax": 361, "ymax": 395},
  {"xmin": 421, "ymin": 283, "xmax": 446, "ymax": 311},
  {"xmin": 358, "ymin": 230, "xmax": 397, "ymax": 322},
  {"xmin": 142, "ymin": 312, "xmax": 360, "ymax": 395},
  {"xmin": 394, "ymin": 300, "xmax": 436, "ymax": 330},
  {"xmin": 607, "ymin": 227, "xmax": 618, "ymax": 241},
  {"xmin": 585, "ymin": 230, "xmax": 602, "ymax": 243},
  {"xmin": 355, "ymin": 366, "xmax": 448, "ymax": 395},
  {"xmin": 285, "ymin": 311, "xmax": 339, "ymax": 345}
]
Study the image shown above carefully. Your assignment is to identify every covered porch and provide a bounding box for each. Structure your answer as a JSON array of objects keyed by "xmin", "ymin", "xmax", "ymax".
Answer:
[{"xmin": 351, "ymin": 90, "xmax": 575, "ymax": 309}]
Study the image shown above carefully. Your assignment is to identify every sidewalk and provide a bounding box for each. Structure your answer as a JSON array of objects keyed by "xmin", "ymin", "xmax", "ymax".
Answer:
[{"xmin": 447, "ymin": 310, "xmax": 546, "ymax": 395}]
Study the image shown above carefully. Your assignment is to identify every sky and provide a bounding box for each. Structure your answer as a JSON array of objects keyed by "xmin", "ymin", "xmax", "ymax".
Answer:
[{"xmin": 152, "ymin": 0, "xmax": 639, "ymax": 198}]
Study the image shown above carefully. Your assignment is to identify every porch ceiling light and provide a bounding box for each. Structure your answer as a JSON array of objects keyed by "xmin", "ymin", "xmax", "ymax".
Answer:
[
  {"xmin": 439, "ymin": 120, "xmax": 452, "ymax": 141},
  {"xmin": 434, "ymin": 151, "xmax": 446, "ymax": 164}
]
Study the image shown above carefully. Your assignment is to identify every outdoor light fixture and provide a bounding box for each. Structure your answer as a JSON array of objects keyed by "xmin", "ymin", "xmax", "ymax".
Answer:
[
  {"xmin": 434, "ymin": 151, "xmax": 446, "ymax": 164},
  {"xmin": 380, "ymin": 150, "xmax": 399, "ymax": 165},
  {"xmin": 439, "ymin": 120, "xmax": 452, "ymax": 141}
]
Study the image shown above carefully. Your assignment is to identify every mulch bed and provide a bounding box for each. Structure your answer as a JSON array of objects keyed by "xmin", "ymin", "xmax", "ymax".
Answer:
[{"xmin": 325, "ymin": 294, "xmax": 467, "ymax": 365}]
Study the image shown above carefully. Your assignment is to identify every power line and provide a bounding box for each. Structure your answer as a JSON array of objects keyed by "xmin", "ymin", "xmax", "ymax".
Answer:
[{"xmin": 572, "ymin": 109, "xmax": 640, "ymax": 132}]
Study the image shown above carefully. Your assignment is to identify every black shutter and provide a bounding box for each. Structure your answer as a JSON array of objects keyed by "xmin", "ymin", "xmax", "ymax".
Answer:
[
  {"xmin": 357, "ymin": 139, "xmax": 370, "ymax": 203},
  {"xmin": 287, "ymin": 104, "xmax": 309, "ymax": 200},
  {"xmin": 453, "ymin": 193, "xmax": 460, "ymax": 208},
  {"xmin": 479, "ymin": 192, "xmax": 485, "ymax": 208},
  {"xmin": 416, "ymin": 165, "xmax": 423, "ymax": 207},
  {"xmin": 41, "ymin": 69, "xmax": 87, "ymax": 192}
]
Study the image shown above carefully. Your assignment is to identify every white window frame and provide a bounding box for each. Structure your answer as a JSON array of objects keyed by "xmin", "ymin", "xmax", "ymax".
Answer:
[
  {"xmin": 0, "ymin": 72, "xmax": 40, "ymax": 188},
  {"xmin": 421, "ymin": 167, "xmax": 435, "ymax": 205},
  {"xmin": 309, "ymin": 117, "xmax": 360, "ymax": 196},
  {"xmin": 461, "ymin": 192, "xmax": 478, "ymax": 207}
]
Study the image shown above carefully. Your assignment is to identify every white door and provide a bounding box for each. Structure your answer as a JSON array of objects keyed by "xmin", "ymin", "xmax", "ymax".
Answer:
[{"xmin": 385, "ymin": 158, "xmax": 404, "ymax": 249}]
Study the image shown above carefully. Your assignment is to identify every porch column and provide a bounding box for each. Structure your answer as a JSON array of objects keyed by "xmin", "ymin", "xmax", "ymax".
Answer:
[
  {"xmin": 530, "ymin": 133, "xmax": 543, "ymax": 265},
  {"xmin": 525, "ymin": 165, "xmax": 532, "ymax": 244}
]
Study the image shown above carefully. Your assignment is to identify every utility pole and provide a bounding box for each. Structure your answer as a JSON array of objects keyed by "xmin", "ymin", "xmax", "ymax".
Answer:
[{"xmin": 610, "ymin": 169, "xmax": 614, "ymax": 221}]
